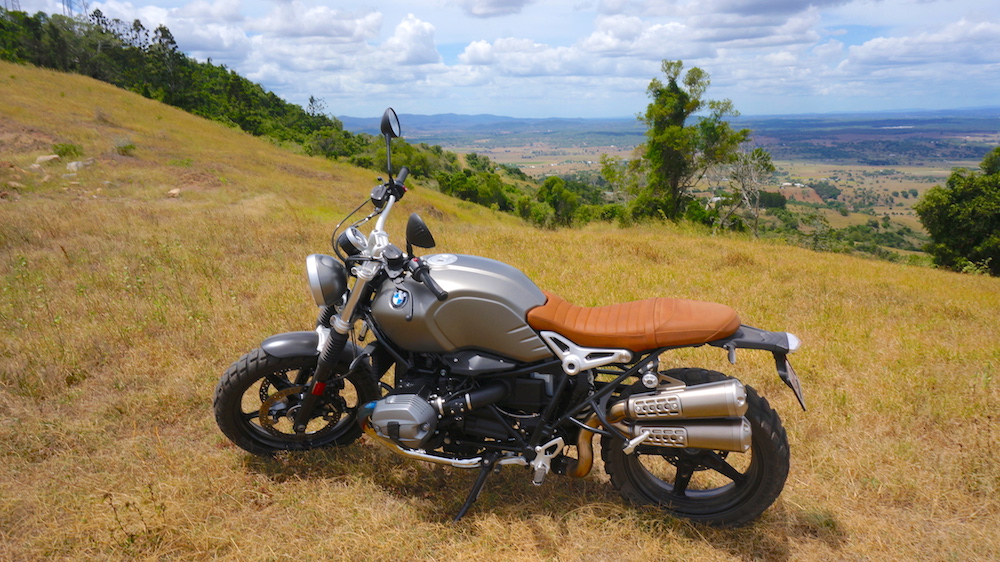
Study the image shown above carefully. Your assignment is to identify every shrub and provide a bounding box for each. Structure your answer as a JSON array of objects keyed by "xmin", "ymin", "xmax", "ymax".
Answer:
[
  {"xmin": 114, "ymin": 137, "xmax": 136, "ymax": 156},
  {"xmin": 52, "ymin": 143, "xmax": 83, "ymax": 158}
]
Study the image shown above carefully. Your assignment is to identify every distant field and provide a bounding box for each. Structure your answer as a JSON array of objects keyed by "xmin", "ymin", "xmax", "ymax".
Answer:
[
  {"xmin": 392, "ymin": 109, "xmax": 998, "ymax": 188},
  {"xmin": 773, "ymin": 161, "xmax": 958, "ymax": 231},
  {"xmin": 438, "ymin": 144, "xmax": 965, "ymax": 235},
  {"xmin": 446, "ymin": 141, "xmax": 637, "ymax": 177},
  {"xmin": 427, "ymin": 113, "xmax": 997, "ymax": 237},
  {"xmin": 387, "ymin": 107, "xmax": 998, "ymax": 153}
]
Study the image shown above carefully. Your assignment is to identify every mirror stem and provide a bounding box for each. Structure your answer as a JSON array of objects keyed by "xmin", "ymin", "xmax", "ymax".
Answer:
[{"xmin": 385, "ymin": 135, "xmax": 393, "ymax": 180}]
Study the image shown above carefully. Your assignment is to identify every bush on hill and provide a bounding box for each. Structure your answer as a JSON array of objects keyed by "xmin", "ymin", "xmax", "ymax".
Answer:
[{"xmin": 915, "ymin": 147, "xmax": 1000, "ymax": 275}]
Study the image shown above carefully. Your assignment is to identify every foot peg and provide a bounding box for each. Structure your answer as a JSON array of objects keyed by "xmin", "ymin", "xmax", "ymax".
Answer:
[
  {"xmin": 530, "ymin": 437, "xmax": 565, "ymax": 486},
  {"xmin": 623, "ymin": 431, "xmax": 650, "ymax": 455}
]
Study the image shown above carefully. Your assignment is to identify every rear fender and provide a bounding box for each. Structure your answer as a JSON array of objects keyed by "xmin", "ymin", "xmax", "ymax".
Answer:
[{"xmin": 709, "ymin": 325, "xmax": 806, "ymax": 411}]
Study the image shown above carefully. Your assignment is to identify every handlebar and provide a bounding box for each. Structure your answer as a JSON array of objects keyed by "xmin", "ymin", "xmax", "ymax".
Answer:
[
  {"xmin": 387, "ymin": 166, "xmax": 409, "ymax": 201},
  {"xmin": 370, "ymin": 166, "xmax": 409, "ymax": 210},
  {"xmin": 347, "ymin": 164, "xmax": 448, "ymax": 300}
]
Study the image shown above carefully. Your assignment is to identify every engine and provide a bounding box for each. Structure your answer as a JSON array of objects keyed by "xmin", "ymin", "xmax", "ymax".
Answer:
[
  {"xmin": 370, "ymin": 384, "xmax": 514, "ymax": 448},
  {"xmin": 369, "ymin": 393, "xmax": 439, "ymax": 449},
  {"xmin": 366, "ymin": 359, "xmax": 583, "ymax": 451}
]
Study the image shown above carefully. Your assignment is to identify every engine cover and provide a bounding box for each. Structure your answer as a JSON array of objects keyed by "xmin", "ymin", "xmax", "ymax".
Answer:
[{"xmin": 370, "ymin": 394, "xmax": 438, "ymax": 449}]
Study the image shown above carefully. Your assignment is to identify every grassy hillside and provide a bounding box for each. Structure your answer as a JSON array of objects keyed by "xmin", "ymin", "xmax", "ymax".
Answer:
[{"xmin": 2, "ymin": 61, "xmax": 998, "ymax": 560}]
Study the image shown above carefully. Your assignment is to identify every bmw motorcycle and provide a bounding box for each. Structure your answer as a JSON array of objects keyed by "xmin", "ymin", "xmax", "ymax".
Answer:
[{"xmin": 213, "ymin": 108, "xmax": 806, "ymax": 527}]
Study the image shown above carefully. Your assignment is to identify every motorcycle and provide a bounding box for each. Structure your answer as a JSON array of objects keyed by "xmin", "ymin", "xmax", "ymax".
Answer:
[{"xmin": 213, "ymin": 108, "xmax": 807, "ymax": 527}]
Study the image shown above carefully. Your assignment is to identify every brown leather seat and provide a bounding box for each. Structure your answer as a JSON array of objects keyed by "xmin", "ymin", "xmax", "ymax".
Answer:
[{"xmin": 527, "ymin": 291, "xmax": 741, "ymax": 352}]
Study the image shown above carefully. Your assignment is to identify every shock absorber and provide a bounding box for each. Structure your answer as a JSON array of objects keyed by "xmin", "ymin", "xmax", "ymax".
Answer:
[
  {"xmin": 293, "ymin": 331, "xmax": 350, "ymax": 434},
  {"xmin": 293, "ymin": 263, "xmax": 378, "ymax": 433}
]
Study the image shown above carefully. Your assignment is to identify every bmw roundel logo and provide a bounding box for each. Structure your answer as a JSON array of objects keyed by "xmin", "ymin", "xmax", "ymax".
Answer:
[{"xmin": 390, "ymin": 289, "xmax": 409, "ymax": 308}]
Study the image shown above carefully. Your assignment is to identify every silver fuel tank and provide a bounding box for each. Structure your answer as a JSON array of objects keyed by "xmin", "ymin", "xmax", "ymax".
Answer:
[{"xmin": 370, "ymin": 254, "xmax": 553, "ymax": 362}]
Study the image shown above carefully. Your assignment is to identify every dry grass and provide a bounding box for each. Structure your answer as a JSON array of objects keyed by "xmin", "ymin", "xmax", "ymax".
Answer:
[{"xmin": 1, "ymin": 61, "xmax": 998, "ymax": 561}]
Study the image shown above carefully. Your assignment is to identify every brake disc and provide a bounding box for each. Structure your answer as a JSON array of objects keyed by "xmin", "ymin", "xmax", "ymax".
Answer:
[
  {"xmin": 258, "ymin": 384, "xmax": 348, "ymax": 437},
  {"xmin": 258, "ymin": 385, "xmax": 308, "ymax": 436}
]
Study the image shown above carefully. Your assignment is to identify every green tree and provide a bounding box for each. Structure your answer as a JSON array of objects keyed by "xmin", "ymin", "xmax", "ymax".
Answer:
[
  {"xmin": 758, "ymin": 191, "xmax": 786, "ymax": 210},
  {"xmin": 812, "ymin": 181, "xmax": 842, "ymax": 202},
  {"xmin": 465, "ymin": 152, "xmax": 494, "ymax": 173},
  {"xmin": 637, "ymin": 60, "xmax": 749, "ymax": 220},
  {"xmin": 914, "ymin": 147, "xmax": 1000, "ymax": 275},
  {"xmin": 147, "ymin": 24, "xmax": 192, "ymax": 107},
  {"xmin": 537, "ymin": 176, "xmax": 580, "ymax": 226},
  {"xmin": 599, "ymin": 153, "xmax": 642, "ymax": 205}
]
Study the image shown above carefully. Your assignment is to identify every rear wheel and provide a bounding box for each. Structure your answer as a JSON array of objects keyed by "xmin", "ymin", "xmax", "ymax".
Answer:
[
  {"xmin": 601, "ymin": 368, "xmax": 789, "ymax": 527},
  {"xmin": 214, "ymin": 348, "xmax": 379, "ymax": 456}
]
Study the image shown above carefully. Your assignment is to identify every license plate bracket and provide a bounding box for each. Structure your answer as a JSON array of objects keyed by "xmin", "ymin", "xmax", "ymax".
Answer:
[{"xmin": 776, "ymin": 354, "xmax": 806, "ymax": 411}]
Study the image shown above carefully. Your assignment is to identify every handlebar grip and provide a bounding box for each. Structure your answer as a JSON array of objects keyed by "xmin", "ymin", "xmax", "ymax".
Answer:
[{"xmin": 396, "ymin": 166, "xmax": 409, "ymax": 185}]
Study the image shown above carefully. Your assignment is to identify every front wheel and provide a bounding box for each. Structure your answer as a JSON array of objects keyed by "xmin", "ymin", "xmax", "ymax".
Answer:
[
  {"xmin": 601, "ymin": 368, "xmax": 789, "ymax": 527},
  {"xmin": 214, "ymin": 347, "xmax": 380, "ymax": 456}
]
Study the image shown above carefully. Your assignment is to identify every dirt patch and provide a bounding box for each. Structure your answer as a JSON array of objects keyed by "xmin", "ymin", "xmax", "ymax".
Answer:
[
  {"xmin": 1, "ymin": 160, "xmax": 33, "ymax": 194},
  {"xmin": 0, "ymin": 118, "xmax": 58, "ymax": 156},
  {"xmin": 275, "ymin": 162, "xmax": 329, "ymax": 180},
  {"xmin": 178, "ymin": 170, "xmax": 224, "ymax": 191},
  {"xmin": 416, "ymin": 203, "xmax": 449, "ymax": 222},
  {"xmin": 782, "ymin": 186, "xmax": 824, "ymax": 204}
]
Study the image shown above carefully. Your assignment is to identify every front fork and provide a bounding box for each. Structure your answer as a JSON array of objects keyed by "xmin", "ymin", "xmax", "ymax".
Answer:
[{"xmin": 292, "ymin": 264, "xmax": 377, "ymax": 433}]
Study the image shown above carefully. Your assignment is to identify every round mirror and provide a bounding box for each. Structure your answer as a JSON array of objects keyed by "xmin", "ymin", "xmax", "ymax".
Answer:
[
  {"xmin": 380, "ymin": 108, "xmax": 401, "ymax": 138},
  {"xmin": 406, "ymin": 213, "xmax": 436, "ymax": 249}
]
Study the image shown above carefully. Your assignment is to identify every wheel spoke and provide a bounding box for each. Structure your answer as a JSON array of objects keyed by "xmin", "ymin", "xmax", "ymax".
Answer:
[
  {"xmin": 265, "ymin": 373, "xmax": 295, "ymax": 391},
  {"xmin": 701, "ymin": 451, "xmax": 747, "ymax": 484},
  {"xmin": 292, "ymin": 368, "xmax": 313, "ymax": 386},
  {"xmin": 601, "ymin": 370, "xmax": 789, "ymax": 527},
  {"xmin": 672, "ymin": 461, "xmax": 695, "ymax": 497}
]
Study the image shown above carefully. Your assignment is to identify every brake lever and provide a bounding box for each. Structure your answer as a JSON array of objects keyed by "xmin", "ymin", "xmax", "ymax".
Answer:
[{"xmin": 407, "ymin": 258, "xmax": 448, "ymax": 301}]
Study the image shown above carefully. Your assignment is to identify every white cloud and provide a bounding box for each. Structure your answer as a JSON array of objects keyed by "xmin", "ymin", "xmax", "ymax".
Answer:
[
  {"xmin": 812, "ymin": 39, "xmax": 845, "ymax": 62},
  {"xmin": 846, "ymin": 19, "xmax": 1000, "ymax": 67},
  {"xmin": 246, "ymin": 3, "xmax": 382, "ymax": 41},
  {"xmin": 458, "ymin": 0, "xmax": 535, "ymax": 18},
  {"xmin": 246, "ymin": 35, "xmax": 363, "ymax": 74},
  {"xmin": 689, "ymin": 6, "xmax": 821, "ymax": 47},
  {"xmin": 459, "ymin": 40, "xmax": 497, "ymax": 65},
  {"xmin": 578, "ymin": 15, "xmax": 647, "ymax": 54},
  {"xmin": 470, "ymin": 38, "xmax": 588, "ymax": 77},
  {"xmin": 709, "ymin": 0, "xmax": 851, "ymax": 17},
  {"xmin": 12, "ymin": 0, "xmax": 1000, "ymax": 116},
  {"xmin": 381, "ymin": 14, "xmax": 442, "ymax": 65},
  {"xmin": 578, "ymin": 16, "xmax": 714, "ymax": 60},
  {"xmin": 182, "ymin": 0, "xmax": 243, "ymax": 23},
  {"xmin": 179, "ymin": 24, "xmax": 252, "ymax": 59}
]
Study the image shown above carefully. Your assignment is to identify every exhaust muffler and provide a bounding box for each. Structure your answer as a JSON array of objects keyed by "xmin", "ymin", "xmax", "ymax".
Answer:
[
  {"xmin": 610, "ymin": 378, "xmax": 748, "ymax": 421},
  {"xmin": 626, "ymin": 418, "xmax": 751, "ymax": 452},
  {"xmin": 568, "ymin": 379, "xmax": 751, "ymax": 478}
]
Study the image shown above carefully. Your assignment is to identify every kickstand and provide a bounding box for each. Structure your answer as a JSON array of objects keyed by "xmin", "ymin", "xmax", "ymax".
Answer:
[{"xmin": 453, "ymin": 453, "xmax": 500, "ymax": 522}]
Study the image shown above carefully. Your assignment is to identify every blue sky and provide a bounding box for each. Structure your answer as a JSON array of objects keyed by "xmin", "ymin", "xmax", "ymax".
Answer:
[{"xmin": 18, "ymin": 0, "xmax": 1000, "ymax": 119}]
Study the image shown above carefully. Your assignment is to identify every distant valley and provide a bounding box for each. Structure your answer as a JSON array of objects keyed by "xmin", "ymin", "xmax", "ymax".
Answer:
[
  {"xmin": 340, "ymin": 107, "xmax": 1000, "ymax": 168},
  {"xmin": 342, "ymin": 107, "xmax": 1000, "ymax": 236}
]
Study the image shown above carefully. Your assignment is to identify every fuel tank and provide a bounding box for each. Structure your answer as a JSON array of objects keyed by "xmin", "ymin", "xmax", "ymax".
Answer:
[{"xmin": 370, "ymin": 254, "xmax": 553, "ymax": 362}]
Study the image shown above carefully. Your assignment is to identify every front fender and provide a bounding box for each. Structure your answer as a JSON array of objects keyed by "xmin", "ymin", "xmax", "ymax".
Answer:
[{"xmin": 261, "ymin": 330, "xmax": 360, "ymax": 365}]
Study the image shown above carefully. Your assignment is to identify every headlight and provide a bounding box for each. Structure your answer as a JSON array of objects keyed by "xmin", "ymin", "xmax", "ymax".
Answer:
[{"xmin": 306, "ymin": 254, "xmax": 348, "ymax": 307}]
